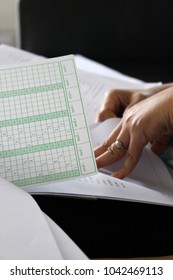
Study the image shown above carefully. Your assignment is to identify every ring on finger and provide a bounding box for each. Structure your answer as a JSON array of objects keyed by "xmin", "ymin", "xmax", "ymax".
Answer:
[
  {"xmin": 107, "ymin": 140, "xmax": 126, "ymax": 156},
  {"xmin": 114, "ymin": 140, "xmax": 125, "ymax": 150}
]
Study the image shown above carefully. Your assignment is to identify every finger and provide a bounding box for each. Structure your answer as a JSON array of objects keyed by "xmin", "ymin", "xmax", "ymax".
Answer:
[
  {"xmin": 111, "ymin": 136, "xmax": 145, "ymax": 179},
  {"xmin": 96, "ymin": 144, "xmax": 126, "ymax": 168},
  {"xmin": 111, "ymin": 152, "xmax": 140, "ymax": 179},
  {"xmin": 94, "ymin": 122, "xmax": 122, "ymax": 158},
  {"xmin": 96, "ymin": 90, "xmax": 130, "ymax": 122},
  {"xmin": 95, "ymin": 129, "xmax": 130, "ymax": 168}
]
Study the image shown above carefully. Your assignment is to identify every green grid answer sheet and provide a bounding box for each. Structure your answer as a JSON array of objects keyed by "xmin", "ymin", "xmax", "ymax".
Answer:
[{"xmin": 0, "ymin": 55, "xmax": 97, "ymax": 186}]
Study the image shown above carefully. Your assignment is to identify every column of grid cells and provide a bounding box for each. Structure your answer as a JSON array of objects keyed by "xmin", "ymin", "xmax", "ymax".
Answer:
[
  {"xmin": 35, "ymin": 64, "xmax": 54, "ymax": 147},
  {"xmin": 30, "ymin": 64, "xmax": 50, "ymax": 177},
  {"xmin": 4, "ymin": 156, "xmax": 16, "ymax": 181},
  {"xmin": 42, "ymin": 63, "xmax": 57, "ymax": 114},
  {"xmin": 64, "ymin": 146, "xmax": 77, "ymax": 172},
  {"xmin": 3, "ymin": 70, "xmax": 12, "ymax": 121},
  {"xmin": 12, "ymin": 124, "xmax": 22, "ymax": 150},
  {"xmin": 58, "ymin": 146, "xmax": 73, "ymax": 173},
  {"xmin": 11, "ymin": 95, "xmax": 21, "ymax": 119},
  {"xmin": 58, "ymin": 116, "xmax": 72, "ymax": 141},
  {"xmin": 53, "ymin": 62, "xmax": 74, "ymax": 167},
  {"xmin": 22, "ymin": 141, "xmax": 37, "ymax": 180},
  {"xmin": 46, "ymin": 118, "xmax": 55, "ymax": 143},
  {"xmin": 46, "ymin": 118, "xmax": 60, "ymax": 143},
  {"xmin": 20, "ymin": 66, "xmax": 29, "ymax": 89},
  {"xmin": 53, "ymin": 62, "xmax": 66, "ymax": 111},
  {"xmin": 49, "ymin": 62, "xmax": 63, "ymax": 112},
  {"xmin": 38, "ymin": 150, "xmax": 50, "ymax": 177},
  {"xmin": 10, "ymin": 68, "xmax": 19, "ymax": 90},
  {"xmin": 26, "ymin": 66, "xmax": 43, "ymax": 117},
  {"xmin": 34, "ymin": 150, "xmax": 47, "ymax": 178},
  {"xmin": 30, "ymin": 65, "xmax": 39, "ymax": 87},
  {"xmin": 0, "ymin": 100, "xmax": 5, "ymax": 120},
  {"xmin": 55, "ymin": 146, "xmax": 66, "ymax": 173},
  {"xmin": 5, "ymin": 70, "xmax": 20, "ymax": 178},
  {"xmin": 40, "ymin": 63, "xmax": 51, "ymax": 85},
  {"xmin": 1, "ymin": 127, "xmax": 8, "ymax": 151},
  {"xmin": 11, "ymin": 68, "xmax": 27, "ymax": 181},
  {"xmin": 70, "ymin": 148, "xmax": 78, "ymax": 171},
  {"xmin": 41, "ymin": 62, "xmax": 63, "ymax": 145},
  {"xmin": 41, "ymin": 149, "xmax": 55, "ymax": 176},
  {"xmin": 17, "ymin": 67, "xmax": 30, "ymax": 148},
  {"xmin": 29, "ymin": 65, "xmax": 43, "ymax": 178},
  {"xmin": 42, "ymin": 90, "xmax": 51, "ymax": 114},
  {"xmin": 3, "ymin": 96, "xmax": 11, "ymax": 120},
  {"xmin": 0, "ymin": 71, "xmax": 8, "ymax": 126},
  {"xmin": 52, "ymin": 63, "xmax": 68, "ymax": 143},
  {"xmin": 35, "ymin": 64, "xmax": 51, "ymax": 114},
  {"xmin": 15, "ymin": 154, "xmax": 26, "ymax": 181},
  {"xmin": 22, "ymin": 153, "xmax": 35, "ymax": 180},
  {"xmin": 47, "ymin": 63, "xmax": 59, "ymax": 83},
  {"xmin": 22, "ymin": 66, "xmax": 35, "ymax": 117},
  {"xmin": 41, "ymin": 120, "xmax": 54, "ymax": 145},
  {"xmin": 20, "ymin": 65, "xmax": 38, "ymax": 179}
]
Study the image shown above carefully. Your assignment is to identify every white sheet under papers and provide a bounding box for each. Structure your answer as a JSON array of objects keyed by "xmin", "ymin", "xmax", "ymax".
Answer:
[
  {"xmin": 0, "ymin": 44, "xmax": 44, "ymax": 64},
  {"xmin": 0, "ymin": 177, "xmax": 88, "ymax": 259},
  {"xmin": 0, "ymin": 177, "xmax": 63, "ymax": 259},
  {"xmin": 75, "ymin": 54, "xmax": 162, "ymax": 88}
]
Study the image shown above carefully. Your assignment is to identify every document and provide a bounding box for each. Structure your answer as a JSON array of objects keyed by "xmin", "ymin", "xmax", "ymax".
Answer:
[
  {"xmin": 24, "ymin": 118, "xmax": 173, "ymax": 207},
  {"xmin": 0, "ymin": 44, "xmax": 172, "ymax": 207},
  {"xmin": 0, "ymin": 176, "xmax": 63, "ymax": 259},
  {"xmin": 77, "ymin": 70, "xmax": 161, "ymax": 125},
  {"xmin": 0, "ymin": 55, "xmax": 97, "ymax": 187},
  {"xmin": 0, "ymin": 176, "xmax": 87, "ymax": 259}
]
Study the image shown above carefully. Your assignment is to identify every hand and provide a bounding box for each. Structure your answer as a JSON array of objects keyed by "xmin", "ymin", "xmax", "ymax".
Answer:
[
  {"xmin": 95, "ymin": 83, "xmax": 173, "ymax": 122},
  {"xmin": 95, "ymin": 88, "xmax": 148, "ymax": 122},
  {"xmin": 94, "ymin": 87, "xmax": 173, "ymax": 179}
]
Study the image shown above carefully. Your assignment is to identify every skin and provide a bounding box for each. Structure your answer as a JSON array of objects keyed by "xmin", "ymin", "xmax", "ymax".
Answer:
[{"xmin": 94, "ymin": 84, "xmax": 173, "ymax": 179}]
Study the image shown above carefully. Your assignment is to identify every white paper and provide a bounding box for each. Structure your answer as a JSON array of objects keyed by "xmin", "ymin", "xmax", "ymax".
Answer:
[
  {"xmin": 1, "ymin": 44, "xmax": 172, "ymax": 207},
  {"xmin": 0, "ymin": 56, "xmax": 97, "ymax": 187},
  {"xmin": 75, "ymin": 54, "xmax": 162, "ymax": 88},
  {"xmin": 0, "ymin": 44, "xmax": 44, "ymax": 64},
  {"xmin": 91, "ymin": 118, "xmax": 173, "ymax": 192},
  {"xmin": 0, "ymin": 176, "xmax": 63, "ymax": 259},
  {"xmin": 23, "ymin": 118, "xmax": 173, "ymax": 206}
]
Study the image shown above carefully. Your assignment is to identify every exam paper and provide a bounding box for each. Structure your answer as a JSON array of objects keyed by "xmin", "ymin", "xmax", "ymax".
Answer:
[{"xmin": 0, "ymin": 56, "xmax": 97, "ymax": 187}]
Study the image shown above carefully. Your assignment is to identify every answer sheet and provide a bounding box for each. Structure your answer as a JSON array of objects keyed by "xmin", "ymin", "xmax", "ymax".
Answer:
[
  {"xmin": 0, "ymin": 56, "xmax": 97, "ymax": 186},
  {"xmin": 25, "ymin": 120, "xmax": 173, "ymax": 207}
]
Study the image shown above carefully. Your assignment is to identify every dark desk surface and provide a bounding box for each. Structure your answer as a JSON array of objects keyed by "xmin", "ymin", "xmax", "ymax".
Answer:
[{"xmin": 32, "ymin": 194, "xmax": 173, "ymax": 259}]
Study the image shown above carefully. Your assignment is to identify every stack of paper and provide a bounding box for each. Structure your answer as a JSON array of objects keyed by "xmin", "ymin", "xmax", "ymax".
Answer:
[{"xmin": 0, "ymin": 44, "xmax": 173, "ymax": 259}]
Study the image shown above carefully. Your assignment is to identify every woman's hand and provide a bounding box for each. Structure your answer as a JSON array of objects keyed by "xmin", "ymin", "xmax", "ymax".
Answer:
[
  {"xmin": 94, "ymin": 87, "xmax": 173, "ymax": 179},
  {"xmin": 95, "ymin": 83, "xmax": 173, "ymax": 122},
  {"xmin": 95, "ymin": 88, "xmax": 148, "ymax": 122}
]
